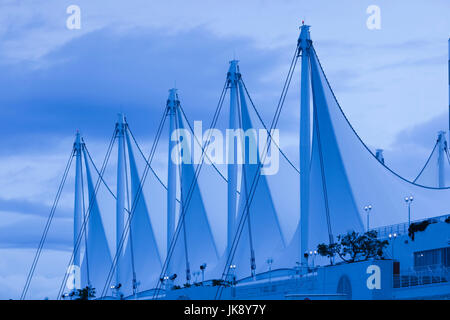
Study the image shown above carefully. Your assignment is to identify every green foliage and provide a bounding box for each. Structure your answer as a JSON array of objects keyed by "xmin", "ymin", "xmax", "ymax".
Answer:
[
  {"xmin": 73, "ymin": 286, "xmax": 96, "ymax": 300},
  {"xmin": 408, "ymin": 219, "xmax": 435, "ymax": 241},
  {"xmin": 317, "ymin": 242, "xmax": 340, "ymax": 260},
  {"xmin": 212, "ymin": 279, "xmax": 230, "ymax": 287},
  {"xmin": 317, "ymin": 230, "xmax": 388, "ymax": 263}
]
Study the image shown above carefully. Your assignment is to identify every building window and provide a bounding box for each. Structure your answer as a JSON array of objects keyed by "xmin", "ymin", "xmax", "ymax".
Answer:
[{"xmin": 414, "ymin": 247, "xmax": 450, "ymax": 269}]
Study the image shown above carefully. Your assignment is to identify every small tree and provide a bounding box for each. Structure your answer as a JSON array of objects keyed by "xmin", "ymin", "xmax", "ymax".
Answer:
[
  {"xmin": 75, "ymin": 286, "xmax": 96, "ymax": 300},
  {"xmin": 317, "ymin": 230, "xmax": 388, "ymax": 263},
  {"xmin": 317, "ymin": 242, "xmax": 340, "ymax": 262}
]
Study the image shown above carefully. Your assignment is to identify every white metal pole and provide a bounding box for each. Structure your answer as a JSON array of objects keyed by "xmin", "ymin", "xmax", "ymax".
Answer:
[
  {"xmin": 73, "ymin": 131, "xmax": 83, "ymax": 280},
  {"xmin": 437, "ymin": 131, "xmax": 446, "ymax": 188},
  {"xmin": 299, "ymin": 24, "xmax": 312, "ymax": 268},
  {"xmin": 227, "ymin": 60, "xmax": 239, "ymax": 258},
  {"xmin": 115, "ymin": 113, "xmax": 126, "ymax": 290},
  {"xmin": 166, "ymin": 89, "xmax": 178, "ymax": 276}
]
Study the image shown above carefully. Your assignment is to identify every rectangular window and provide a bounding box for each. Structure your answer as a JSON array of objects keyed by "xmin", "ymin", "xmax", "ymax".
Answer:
[{"xmin": 414, "ymin": 247, "xmax": 450, "ymax": 269}]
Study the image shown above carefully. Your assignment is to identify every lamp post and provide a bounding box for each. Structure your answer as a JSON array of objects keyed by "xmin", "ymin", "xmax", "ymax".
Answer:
[
  {"xmin": 200, "ymin": 263, "xmax": 207, "ymax": 283},
  {"xmin": 193, "ymin": 271, "xmax": 200, "ymax": 283},
  {"xmin": 404, "ymin": 196, "xmax": 414, "ymax": 227},
  {"xmin": 309, "ymin": 250, "xmax": 318, "ymax": 268},
  {"xmin": 229, "ymin": 264, "xmax": 236, "ymax": 286},
  {"xmin": 303, "ymin": 251, "xmax": 309, "ymax": 272},
  {"xmin": 364, "ymin": 205, "xmax": 372, "ymax": 232},
  {"xmin": 389, "ymin": 233, "xmax": 398, "ymax": 259},
  {"xmin": 266, "ymin": 258, "xmax": 273, "ymax": 283}
]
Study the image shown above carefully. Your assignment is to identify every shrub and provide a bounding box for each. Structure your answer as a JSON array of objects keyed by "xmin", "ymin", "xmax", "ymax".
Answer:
[{"xmin": 317, "ymin": 230, "xmax": 388, "ymax": 263}]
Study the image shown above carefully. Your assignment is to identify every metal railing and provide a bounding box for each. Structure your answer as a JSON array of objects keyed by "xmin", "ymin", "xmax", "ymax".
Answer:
[
  {"xmin": 393, "ymin": 264, "xmax": 450, "ymax": 288},
  {"xmin": 371, "ymin": 213, "xmax": 450, "ymax": 239}
]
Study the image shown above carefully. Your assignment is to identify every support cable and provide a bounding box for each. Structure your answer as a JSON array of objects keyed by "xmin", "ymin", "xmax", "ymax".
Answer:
[
  {"xmin": 122, "ymin": 129, "xmax": 138, "ymax": 295},
  {"xmin": 235, "ymin": 80, "xmax": 256, "ymax": 277},
  {"xmin": 153, "ymin": 81, "xmax": 228, "ymax": 299},
  {"xmin": 311, "ymin": 84, "xmax": 334, "ymax": 245},
  {"xmin": 80, "ymin": 147, "xmax": 91, "ymax": 286},
  {"xmin": 20, "ymin": 148, "xmax": 75, "ymax": 300},
  {"xmin": 215, "ymin": 45, "xmax": 300, "ymax": 299},
  {"xmin": 177, "ymin": 104, "xmax": 228, "ymax": 183},
  {"xmin": 57, "ymin": 129, "xmax": 117, "ymax": 299},
  {"xmin": 311, "ymin": 46, "xmax": 450, "ymax": 190},
  {"xmin": 100, "ymin": 108, "xmax": 168, "ymax": 298},
  {"xmin": 127, "ymin": 125, "xmax": 181, "ymax": 203},
  {"xmin": 413, "ymin": 141, "xmax": 438, "ymax": 183},
  {"xmin": 241, "ymin": 79, "xmax": 300, "ymax": 175},
  {"xmin": 174, "ymin": 108, "xmax": 191, "ymax": 284}
]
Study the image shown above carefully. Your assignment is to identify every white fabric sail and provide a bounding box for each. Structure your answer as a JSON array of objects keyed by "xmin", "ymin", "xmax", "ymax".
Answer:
[
  {"xmin": 274, "ymin": 46, "xmax": 450, "ymax": 268},
  {"xmin": 81, "ymin": 148, "xmax": 113, "ymax": 294},
  {"xmin": 120, "ymin": 130, "xmax": 162, "ymax": 295},
  {"xmin": 308, "ymin": 48, "xmax": 450, "ymax": 232},
  {"xmin": 229, "ymin": 82, "xmax": 286, "ymax": 280},
  {"xmin": 167, "ymin": 111, "xmax": 219, "ymax": 284}
]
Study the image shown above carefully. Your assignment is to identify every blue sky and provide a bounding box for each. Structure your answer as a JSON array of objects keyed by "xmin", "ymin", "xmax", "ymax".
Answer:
[{"xmin": 0, "ymin": 0, "xmax": 449, "ymax": 299}]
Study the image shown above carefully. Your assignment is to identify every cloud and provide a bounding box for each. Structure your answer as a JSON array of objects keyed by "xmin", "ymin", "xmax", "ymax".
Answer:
[{"xmin": 382, "ymin": 111, "xmax": 448, "ymax": 180}]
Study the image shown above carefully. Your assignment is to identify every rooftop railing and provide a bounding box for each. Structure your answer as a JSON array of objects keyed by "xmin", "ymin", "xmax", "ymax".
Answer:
[
  {"xmin": 393, "ymin": 264, "xmax": 449, "ymax": 288},
  {"xmin": 371, "ymin": 213, "xmax": 450, "ymax": 239}
]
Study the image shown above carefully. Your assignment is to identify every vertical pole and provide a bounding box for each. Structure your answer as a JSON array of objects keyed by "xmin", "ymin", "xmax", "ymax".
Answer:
[
  {"xmin": 73, "ymin": 131, "xmax": 83, "ymax": 282},
  {"xmin": 367, "ymin": 212, "xmax": 369, "ymax": 232},
  {"xmin": 227, "ymin": 60, "xmax": 239, "ymax": 258},
  {"xmin": 166, "ymin": 89, "xmax": 178, "ymax": 276},
  {"xmin": 437, "ymin": 131, "xmax": 446, "ymax": 188},
  {"xmin": 115, "ymin": 114, "xmax": 126, "ymax": 290},
  {"xmin": 408, "ymin": 203, "xmax": 411, "ymax": 227},
  {"xmin": 299, "ymin": 24, "xmax": 312, "ymax": 268}
]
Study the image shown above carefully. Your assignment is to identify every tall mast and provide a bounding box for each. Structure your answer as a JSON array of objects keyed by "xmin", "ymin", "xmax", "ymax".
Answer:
[
  {"xmin": 73, "ymin": 131, "xmax": 83, "ymax": 276},
  {"xmin": 227, "ymin": 60, "xmax": 239, "ymax": 257},
  {"xmin": 299, "ymin": 24, "xmax": 312, "ymax": 268},
  {"xmin": 115, "ymin": 113, "xmax": 126, "ymax": 290},
  {"xmin": 166, "ymin": 88, "xmax": 179, "ymax": 276},
  {"xmin": 437, "ymin": 131, "xmax": 446, "ymax": 188}
]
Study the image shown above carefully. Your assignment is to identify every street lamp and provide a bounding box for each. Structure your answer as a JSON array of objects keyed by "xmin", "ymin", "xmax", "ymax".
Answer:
[
  {"xmin": 266, "ymin": 258, "xmax": 274, "ymax": 283},
  {"xmin": 389, "ymin": 233, "xmax": 398, "ymax": 259},
  {"xmin": 229, "ymin": 264, "xmax": 236, "ymax": 285},
  {"xmin": 364, "ymin": 205, "xmax": 372, "ymax": 231},
  {"xmin": 404, "ymin": 196, "xmax": 414, "ymax": 227},
  {"xmin": 200, "ymin": 263, "xmax": 207, "ymax": 283},
  {"xmin": 193, "ymin": 271, "xmax": 200, "ymax": 283}
]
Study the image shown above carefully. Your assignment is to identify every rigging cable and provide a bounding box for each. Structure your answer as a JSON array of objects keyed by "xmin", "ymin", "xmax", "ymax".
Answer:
[
  {"xmin": 174, "ymin": 108, "xmax": 192, "ymax": 284},
  {"xmin": 153, "ymin": 81, "xmax": 228, "ymax": 299},
  {"xmin": 177, "ymin": 103, "xmax": 228, "ymax": 183},
  {"xmin": 123, "ymin": 127, "xmax": 138, "ymax": 296},
  {"xmin": 57, "ymin": 129, "xmax": 117, "ymax": 299},
  {"xmin": 311, "ymin": 66, "xmax": 334, "ymax": 245},
  {"xmin": 127, "ymin": 124, "xmax": 181, "ymax": 203},
  {"xmin": 236, "ymin": 77, "xmax": 257, "ymax": 277},
  {"xmin": 20, "ymin": 148, "xmax": 75, "ymax": 300},
  {"xmin": 311, "ymin": 46, "xmax": 449, "ymax": 190},
  {"xmin": 215, "ymin": 44, "xmax": 300, "ymax": 299},
  {"xmin": 100, "ymin": 108, "xmax": 168, "ymax": 298},
  {"xmin": 80, "ymin": 144, "xmax": 91, "ymax": 286},
  {"xmin": 413, "ymin": 141, "xmax": 438, "ymax": 183},
  {"xmin": 241, "ymin": 78, "xmax": 300, "ymax": 175}
]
